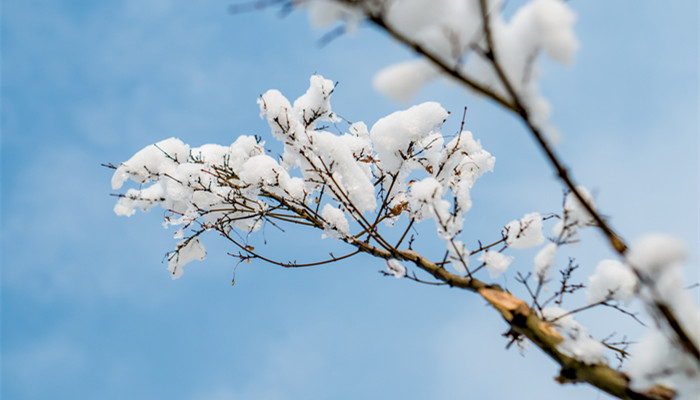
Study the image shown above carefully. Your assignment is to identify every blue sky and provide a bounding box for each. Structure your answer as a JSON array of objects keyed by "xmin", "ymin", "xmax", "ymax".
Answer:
[{"xmin": 1, "ymin": 1, "xmax": 698, "ymax": 399}]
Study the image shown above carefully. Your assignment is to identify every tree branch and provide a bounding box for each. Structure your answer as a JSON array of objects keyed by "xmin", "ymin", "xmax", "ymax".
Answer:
[
  {"xmin": 341, "ymin": 0, "xmax": 699, "ymax": 385},
  {"xmin": 346, "ymin": 236, "xmax": 672, "ymax": 400}
]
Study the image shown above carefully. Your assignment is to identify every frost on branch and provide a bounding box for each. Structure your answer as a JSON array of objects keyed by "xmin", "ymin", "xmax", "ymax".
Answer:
[{"xmin": 111, "ymin": 75, "xmax": 495, "ymax": 278}]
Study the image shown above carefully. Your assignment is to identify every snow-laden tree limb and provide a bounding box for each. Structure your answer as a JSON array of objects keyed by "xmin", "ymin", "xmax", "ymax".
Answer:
[
  {"xmin": 295, "ymin": 0, "xmax": 700, "ymax": 395},
  {"xmin": 110, "ymin": 1, "xmax": 699, "ymax": 399}
]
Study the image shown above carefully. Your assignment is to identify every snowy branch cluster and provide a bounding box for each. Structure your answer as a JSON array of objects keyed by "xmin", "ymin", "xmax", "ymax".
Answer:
[
  {"xmin": 110, "ymin": 0, "xmax": 699, "ymax": 399},
  {"xmin": 111, "ymin": 75, "xmax": 496, "ymax": 278}
]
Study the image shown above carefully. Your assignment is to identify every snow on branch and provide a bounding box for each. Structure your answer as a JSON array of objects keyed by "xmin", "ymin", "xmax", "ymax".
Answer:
[
  {"xmin": 110, "ymin": 1, "xmax": 700, "ymax": 399},
  {"xmin": 111, "ymin": 75, "xmax": 495, "ymax": 279}
]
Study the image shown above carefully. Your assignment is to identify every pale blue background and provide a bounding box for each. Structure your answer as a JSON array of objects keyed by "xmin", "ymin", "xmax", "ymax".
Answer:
[{"xmin": 2, "ymin": 1, "xmax": 698, "ymax": 399}]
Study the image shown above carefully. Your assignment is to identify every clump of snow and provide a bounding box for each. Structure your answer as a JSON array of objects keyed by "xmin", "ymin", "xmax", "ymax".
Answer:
[
  {"xmin": 625, "ymin": 234, "xmax": 700, "ymax": 397},
  {"xmin": 447, "ymin": 240, "xmax": 470, "ymax": 275},
  {"xmin": 190, "ymin": 143, "xmax": 230, "ymax": 164},
  {"xmin": 566, "ymin": 186, "xmax": 595, "ymax": 225},
  {"xmin": 292, "ymin": 75, "xmax": 339, "ymax": 128},
  {"xmin": 524, "ymin": 0, "xmax": 578, "ymax": 64},
  {"xmin": 370, "ymin": 101, "xmax": 447, "ymax": 174},
  {"xmin": 627, "ymin": 329, "xmax": 700, "ymax": 399},
  {"xmin": 505, "ymin": 212, "xmax": 545, "ymax": 249},
  {"xmin": 385, "ymin": 0, "xmax": 484, "ymax": 62},
  {"xmin": 303, "ymin": 0, "xmax": 365, "ymax": 32},
  {"xmin": 628, "ymin": 234, "xmax": 686, "ymax": 276},
  {"xmin": 478, "ymin": 250, "xmax": 513, "ymax": 279},
  {"xmin": 437, "ymin": 131, "xmax": 496, "ymax": 189},
  {"xmin": 239, "ymin": 154, "xmax": 285, "ymax": 187},
  {"xmin": 407, "ymin": 177, "xmax": 462, "ymax": 240},
  {"xmin": 542, "ymin": 306, "xmax": 607, "ymax": 364},
  {"xmin": 373, "ymin": 60, "xmax": 440, "ymax": 102},
  {"xmin": 311, "ymin": 130, "xmax": 377, "ymax": 212},
  {"xmin": 533, "ymin": 242, "xmax": 557, "ymax": 281},
  {"xmin": 111, "ymin": 134, "xmax": 272, "ymax": 278},
  {"xmin": 407, "ymin": 177, "xmax": 444, "ymax": 220},
  {"xmin": 113, "ymin": 185, "xmax": 166, "ymax": 217},
  {"xmin": 258, "ymin": 89, "xmax": 294, "ymax": 139},
  {"xmin": 629, "ymin": 236, "xmax": 697, "ymax": 339},
  {"xmin": 228, "ymin": 135, "xmax": 266, "ymax": 167},
  {"xmin": 586, "ymin": 259, "xmax": 637, "ymax": 305},
  {"xmin": 258, "ymin": 75, "xmax": 377, "ymax": 213},
  {"xmin": 321, "ymin": 204, "xmax": 349, "ymax": 239},
  {"xmin": 168, "ymin": 237, "xmax": 206, "ymax": 279},
  {"xmin": 111, "ymin": 137, "xmax": 190, "ymax": 190},
  {"xmin": 552, "ymin": 186, "xmax": 596, "ymax": 241},
  {"xmin": 386, "ymin": 258, "xmax": 407, "ymax": 279}
]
